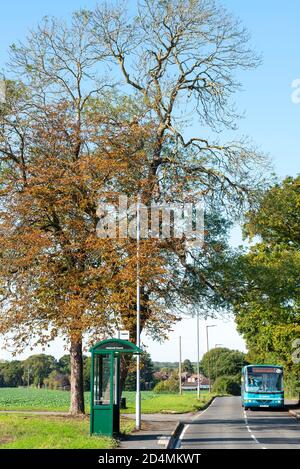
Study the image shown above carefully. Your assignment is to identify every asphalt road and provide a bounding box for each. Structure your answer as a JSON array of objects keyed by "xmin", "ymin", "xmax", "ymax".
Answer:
[{"xmin": 177, "ymin": 396, "xmax": 300, "ymax": 449}]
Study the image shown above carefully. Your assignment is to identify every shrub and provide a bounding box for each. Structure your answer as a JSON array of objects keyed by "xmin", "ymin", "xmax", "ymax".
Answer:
[
  {"xmin": 212, "ymin": 375, "xmax": 241, "ymax": 396},
  {"xmin": 284, "ymin": 370, "xmax": 300, "ymax": 399},
  {"xmin": 153, "ymin": 376, "xmax": 179, "ymax": 393}
]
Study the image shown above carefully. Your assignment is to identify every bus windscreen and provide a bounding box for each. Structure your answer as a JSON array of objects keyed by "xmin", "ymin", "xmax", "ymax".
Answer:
[{"xmin": 246, "ymin": 369, "xmax": 283, "ymax": 393}]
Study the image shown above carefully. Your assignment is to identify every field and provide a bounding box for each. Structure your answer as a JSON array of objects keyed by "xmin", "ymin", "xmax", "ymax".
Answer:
[
  {"xmin": 0, "ymin": 388, "xmax": 212, "ymax": 449},
  {"xmin": 0, "ymin": 387, "xmax": 212, "ymax": 413},
  {"xmin": 0, "ymin": 414, "xmax": 134, "ymax": 449},
  {"xmin": 0, "ymin": 387, "xmax": 84, "ymax": 412},
  {"xmin": 123, "ymin": 390, "xmax": 212, "ymax": 413}
]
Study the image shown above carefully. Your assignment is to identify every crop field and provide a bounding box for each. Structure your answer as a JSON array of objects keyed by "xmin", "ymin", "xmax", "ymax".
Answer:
[
  {"xmin": 0, "ymin": 387, "xmax": 211, "ymax": 414},
  {"xmin": 0, "ymin": 387, "xmax": 90, "ymax": 412}
]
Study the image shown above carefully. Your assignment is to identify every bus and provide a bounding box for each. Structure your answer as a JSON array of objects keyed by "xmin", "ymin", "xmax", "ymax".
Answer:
[{"xmin": 241, "ymin": 365, "xmax": 284, "ymax": 410}]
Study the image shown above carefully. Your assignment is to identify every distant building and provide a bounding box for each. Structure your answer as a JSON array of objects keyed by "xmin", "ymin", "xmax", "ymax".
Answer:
[
  {"xmin": 154, "ymin": 368, "xmax": 211, "ymax": 390},
  {"xmin": 153, "ymin": 370, "xmax": 170, "ymax": 381},
  {"xmin": 183, "ymin": 373, "xmax": 210, "ymax": 390},
  {"xmin": 187, "ymin": 373, "xmax": 210, "ymax": 385}
]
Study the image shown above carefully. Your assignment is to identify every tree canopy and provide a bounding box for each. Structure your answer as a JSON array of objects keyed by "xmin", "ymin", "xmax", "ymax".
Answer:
[
  {"xmin": 233, "ymin": 176, "xmax": 300, "ymax": 393},
  {"xmin": 201, "ymin": 347, "xmax": 246, "ymax": 380}
]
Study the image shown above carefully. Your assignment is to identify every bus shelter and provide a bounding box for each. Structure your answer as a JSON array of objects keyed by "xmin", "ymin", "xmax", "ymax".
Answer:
[{"xmin": 90, "ymin": 338, "xmax": 142, "ymax": 436}]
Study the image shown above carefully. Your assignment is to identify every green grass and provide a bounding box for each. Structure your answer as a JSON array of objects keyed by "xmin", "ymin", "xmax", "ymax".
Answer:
[
  {"xmin": 0, "ymin": 414, "xmax": 134, "ymax": 449},
  {"xmin": 285, "ymin": 393, "xmax": 299, "ymax": 401},
  {"xmin": 122, "ymin": 391, "xmax": 212, "ymax": 413},
  {"xmin": 0, "ymin": 388, "xmax": 213, "ymax": 449},
  {"xmin": 0, "ymin": 387, "xmax": 213, "ymax": 414}
]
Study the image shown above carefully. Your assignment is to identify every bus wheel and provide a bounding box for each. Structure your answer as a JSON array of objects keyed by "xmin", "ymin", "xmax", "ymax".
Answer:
[{"xmin": 244, "ymin": 407, "xmax": 249, "ymax": 411}]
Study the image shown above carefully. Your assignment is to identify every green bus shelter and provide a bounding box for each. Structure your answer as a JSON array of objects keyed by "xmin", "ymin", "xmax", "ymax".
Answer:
[{"xmin": 90, "ymin": 338, "xmax": 142, "ymax": 437}]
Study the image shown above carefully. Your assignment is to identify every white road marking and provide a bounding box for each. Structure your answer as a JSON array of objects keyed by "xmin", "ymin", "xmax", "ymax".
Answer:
[
  {"xmin": 157, "ymin": 436, "xmax": 169, "ymax": 445},
  {"xmin": 244, "ymin": 409, "xmax": 266, "ymax": 449},
  {"xmin": 175, "ymin": 399, "xmax": 215, "ymax": 449},
  {"xmin": 177, "ymin": 400, "xmax": 268, "ymax": 449},
  {"xmin": 175, "ymin": 424, "xmax": 189, "ymax": 449}
]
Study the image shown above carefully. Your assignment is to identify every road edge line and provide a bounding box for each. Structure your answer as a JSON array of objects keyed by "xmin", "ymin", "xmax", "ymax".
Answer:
[{"xmin": 170, "ymin": 396, "xmax": 216, "ymax": 449}]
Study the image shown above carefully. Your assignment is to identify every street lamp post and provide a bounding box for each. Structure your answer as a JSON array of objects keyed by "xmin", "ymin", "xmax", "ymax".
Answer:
[
  {"xmin": 196, "ymin": 312, "xmax": 200, "ymax": 399},
  {"xmin": 206, "ymin": 324, "xmax": 216, "ymax": 393},
  {"xmin": 136, "ymin": 194, "xmax": 141, "ymax": 430},
  {"xmin": 179, "ymin": 336, "xmax": 182, "ymax": 395}
]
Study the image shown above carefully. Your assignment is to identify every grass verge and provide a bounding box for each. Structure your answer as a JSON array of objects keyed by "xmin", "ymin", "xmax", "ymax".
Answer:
[
  {"xmin": 122, "ymin": 391, "xmax": 212, "ymax": 414},
  {"xmin": 0, "ymin": 414, "xmax": 134, "ymax": 449}
]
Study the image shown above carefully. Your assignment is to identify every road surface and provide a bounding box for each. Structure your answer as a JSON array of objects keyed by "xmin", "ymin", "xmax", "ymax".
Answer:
[{"xmin": 177, "ymin": 396, "xmax": 300, "ymax": 449}]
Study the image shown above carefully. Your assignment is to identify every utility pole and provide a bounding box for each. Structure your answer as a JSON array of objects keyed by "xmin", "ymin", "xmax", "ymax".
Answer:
[
  {"xmin": 136, "ymin": 193, "xmax": 141, "ymax": 430},
  {"xmin": 179, "ymin": 336, "xmax": 182, "ymax": 395},
  {"xmin": 206, "ymin": 324, "xmax": 216, "ymax": 393},
  {"xmin": 214, "ymin": 344, "xmax": 223, "ymax": 384},
  {"xmin": 196, "ymin": 312, "xmax": 200, "ymax": 398}
]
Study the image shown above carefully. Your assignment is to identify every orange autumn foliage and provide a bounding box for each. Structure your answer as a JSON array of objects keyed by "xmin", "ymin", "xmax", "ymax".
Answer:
[{"xmin": 0, "ymin": 102, "xmax": 173, "ymax": 352}]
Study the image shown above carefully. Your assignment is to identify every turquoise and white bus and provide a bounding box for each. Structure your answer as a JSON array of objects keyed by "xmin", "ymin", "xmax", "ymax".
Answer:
[{"xmin": 241, "ymin": 365, "xmax": 284, "ymax": 410}]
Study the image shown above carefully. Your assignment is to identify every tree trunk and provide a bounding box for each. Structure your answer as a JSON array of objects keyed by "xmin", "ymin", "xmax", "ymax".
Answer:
[{"xmin": 69, "ymin": 337, "xmax": 85, "ymax": 414}]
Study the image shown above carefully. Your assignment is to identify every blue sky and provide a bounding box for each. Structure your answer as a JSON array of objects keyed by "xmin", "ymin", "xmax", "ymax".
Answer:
[
  {"xmin": 1, "ymin": 0, "xmax": 299, "ymax": 177},
  {"xmin": 0, "ymin": 1, "xmax": 299, "ymax": 361}
]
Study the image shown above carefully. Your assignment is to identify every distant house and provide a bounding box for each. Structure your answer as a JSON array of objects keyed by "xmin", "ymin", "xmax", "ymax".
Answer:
[
  {"xmin": 154, "ymin": 368, "xmax": 211, "ymax": 390},
  {"xmin": 153, "ymin": 370, "xmax": 170, "ymax": 381},
  {"xmin": 182, "ymin": 373, "xmax": 210, "ymax": 390},
  {"xmin": 187, "ymin": 373, "xmax": 210, "ymax": 385}
]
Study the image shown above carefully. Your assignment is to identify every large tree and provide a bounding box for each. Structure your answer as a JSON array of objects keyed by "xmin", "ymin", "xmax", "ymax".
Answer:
[
  {"xmin": 0, "ymin": 2, "xmax": 269, "ymax": 412},
  {"xmin": 201, "ymin": 347, "xmax": 247, "ymax": 381},
  {"xmin": 90, "ymin": 0, "xmax": 270, "ymax": 320},
  {"xmin": 233, "ymin": 176, "xmax": 300, "ymax": 375},
  {"xmin": 0, "ymin": 88, "xmax": 166, "ymax": 412},
  {"xmin": 91, "ymin": 0, "xmax": 266, "ymax": 205},
  {"xmin": 0, "ymin": 360, "xmax": 23, "ymax": 387},
  {"xmin": 0, "ymin": 12, "xmax": 161, "ymax": 414},
  {"xmin": 22, "ymin": 354, "xmax": 57, "ymax": 388}
]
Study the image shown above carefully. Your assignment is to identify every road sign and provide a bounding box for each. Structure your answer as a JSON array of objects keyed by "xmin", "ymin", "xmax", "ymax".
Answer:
[{"xmin": 117, "ymin": 330, "xmax": 130, "ymax": 341}]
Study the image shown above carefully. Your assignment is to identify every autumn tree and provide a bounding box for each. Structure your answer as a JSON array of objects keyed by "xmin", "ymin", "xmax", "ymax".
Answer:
[
  {"xmin": 91, "ymin": 0, "xmax": 267, "ymax": 206},
  {"xmin": 0, "ymin": 13, "xmax": 141, "ymax": 414},
  {"xmin": 90, "ymin": 0, "xmax": 269, "ymax": 318},
  {"xmin": 0, "ymin": 2, "xmax": 270, "ymax": 412},
  {"xmin": 0, "ymin": 91, "xmax": 167, "ymax": 413}
]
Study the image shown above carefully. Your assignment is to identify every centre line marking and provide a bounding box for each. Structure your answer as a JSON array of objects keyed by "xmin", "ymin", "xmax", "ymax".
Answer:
[{"xmin": 244, "ymin": 409, "xmax": 266, "ymax": 449}]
